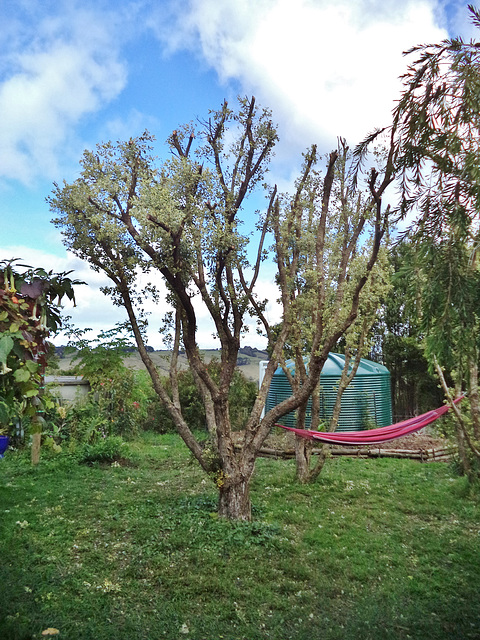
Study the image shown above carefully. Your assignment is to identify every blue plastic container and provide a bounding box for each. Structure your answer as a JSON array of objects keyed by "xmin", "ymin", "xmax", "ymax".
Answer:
[{"xmin": 0, "ymin": 435, "xmax": 9, "ymax": 458}]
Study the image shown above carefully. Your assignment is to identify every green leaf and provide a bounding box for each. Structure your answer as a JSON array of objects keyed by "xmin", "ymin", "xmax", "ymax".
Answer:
[
  {"xmin": 0, "ymin": 335, "xmax": 14, "ymax": 364},
  {"xmin": 43, "ymin": 397, "xmax": 55, "ymax": 410},
  {"xmin": 23, "ymin": 389, "xmax": 39, "ymax": 398},
  {"xmin": 14, "ymin": 368, "xmax": 30, "ymax": 382},
  {"xmin": 25, "ymin": 360, "xmax": 39, "ymax": 373}
]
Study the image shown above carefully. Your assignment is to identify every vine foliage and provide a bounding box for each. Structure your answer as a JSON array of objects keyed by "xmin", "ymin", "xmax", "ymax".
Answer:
[{"xmin": 0, "ymin": 259, "xmax": 81, "ymax": 460}]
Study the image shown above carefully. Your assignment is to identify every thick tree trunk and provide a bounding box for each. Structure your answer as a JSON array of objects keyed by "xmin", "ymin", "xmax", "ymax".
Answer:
[
  {"xmin": 293, "ymin": 396, "xmax": 312, "ymax": 483},
  {"xmin": 218, "ymin": 476, "xmax": 252, "ymax": 520}
]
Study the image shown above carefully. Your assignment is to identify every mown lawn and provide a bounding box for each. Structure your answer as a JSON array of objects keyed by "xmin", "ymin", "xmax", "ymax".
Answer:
[{"xmin": 1, "ymin": 432, "xmax": 479, "ymax": 640}]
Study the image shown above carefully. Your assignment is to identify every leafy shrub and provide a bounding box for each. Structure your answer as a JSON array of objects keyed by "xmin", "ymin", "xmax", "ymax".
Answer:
[
  {"xmin": 58, "ymin": 326, "xmax": 156, "ymax": 440},
  {"xmin": 55, "ymin": 401, "xmax": 109, "ymax": 443},
  {"xmin": 150, "ymin": 362, "xmax": 257, "ymax": 433},
  {"xmin": 77, "ymin": 436, "xmax": 130, "ymax": 465},
  {"xmin": 41, "ymin": 368, "xmax": 156, "ymax": 446}
]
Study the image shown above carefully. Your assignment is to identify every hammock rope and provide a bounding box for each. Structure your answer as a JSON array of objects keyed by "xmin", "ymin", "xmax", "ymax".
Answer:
[{"xmin": 275, "ymin": 396, "xmax": 464, "ymax": 446}]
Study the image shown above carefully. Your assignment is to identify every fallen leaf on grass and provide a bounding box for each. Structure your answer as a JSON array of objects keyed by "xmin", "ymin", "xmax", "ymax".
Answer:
[{"xmin": 42, "ymin": 629, "xmax": 60, "ymax": 636}]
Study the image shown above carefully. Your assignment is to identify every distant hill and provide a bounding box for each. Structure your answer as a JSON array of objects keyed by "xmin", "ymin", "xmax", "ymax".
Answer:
[{"xmin": 54, "ymin": 346, "xmax": 269, "ymax": 382}]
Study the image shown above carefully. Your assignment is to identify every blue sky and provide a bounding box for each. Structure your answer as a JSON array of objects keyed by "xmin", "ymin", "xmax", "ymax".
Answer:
[{"xmin": 0, "ymin": 0, "xmax": 475, "ymax": 348}]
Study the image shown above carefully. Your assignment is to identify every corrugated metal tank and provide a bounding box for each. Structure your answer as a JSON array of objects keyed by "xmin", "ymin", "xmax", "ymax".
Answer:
[{"xmin": 265, "ymin": 353, "xmax": 392, "ymax": 432}]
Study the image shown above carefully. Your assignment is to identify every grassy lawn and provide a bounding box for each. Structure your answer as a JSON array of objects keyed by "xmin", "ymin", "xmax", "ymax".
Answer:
[{"xmin": 1, "ymin": 432, "xmax": 479, "ymax": 640}]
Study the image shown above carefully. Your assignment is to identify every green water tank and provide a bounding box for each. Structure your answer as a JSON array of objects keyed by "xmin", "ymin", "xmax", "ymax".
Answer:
[{"xmin": 264, "ymin": 353, "xmax": 392, "ymax": 432}]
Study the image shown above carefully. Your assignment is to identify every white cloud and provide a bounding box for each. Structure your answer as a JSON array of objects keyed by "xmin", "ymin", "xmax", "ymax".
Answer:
[
  {"xmin": 0, "ymin": 7, "xmax": 127, "ymax": 185},
  {"xmin": 0, "ymin": 245, "xmax": 125, "ymax": 341},
  {"xmin": 156, "ymin": 0, "xmax": 448, "ymax": 156},
  {"xmin": 0, "ymin": 244, "xmax": 275, "ymax": 350}
]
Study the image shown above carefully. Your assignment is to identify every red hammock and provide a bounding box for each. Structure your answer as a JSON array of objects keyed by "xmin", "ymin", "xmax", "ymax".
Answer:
[{"xmin": 276, "ymin": 397, "xmax": 463, "ymax": 446}]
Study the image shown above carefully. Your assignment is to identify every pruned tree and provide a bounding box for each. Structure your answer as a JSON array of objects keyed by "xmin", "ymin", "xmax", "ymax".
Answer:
[
  {"xmin": 50, "ymin": 97, "xmax": 394, "ymax": 519},
  {"xmin": 270, "ymin": 140, "xmax": 391, "ymax": 483}
]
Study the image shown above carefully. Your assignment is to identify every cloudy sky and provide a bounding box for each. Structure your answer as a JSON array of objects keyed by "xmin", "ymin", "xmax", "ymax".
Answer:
[{"xmin": 0, "ymin": 0, "xmax": 475, "ymax": 349}]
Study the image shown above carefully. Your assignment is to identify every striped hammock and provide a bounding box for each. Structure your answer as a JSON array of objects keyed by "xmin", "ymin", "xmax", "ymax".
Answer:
[{"xmin": 276, "ymin": 397, "xmax": 463, "ymax": 446}]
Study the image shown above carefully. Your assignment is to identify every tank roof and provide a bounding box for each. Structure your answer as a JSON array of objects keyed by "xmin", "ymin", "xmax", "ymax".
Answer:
[{"xmin": 274, "ymin": 353, "xmax": 389, "ymax": 376}]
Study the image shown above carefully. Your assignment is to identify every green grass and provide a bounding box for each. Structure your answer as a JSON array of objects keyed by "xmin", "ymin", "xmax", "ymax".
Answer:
[{"xmin": 1, "ymin": 434, "xmax": 480, "ymax": 640}]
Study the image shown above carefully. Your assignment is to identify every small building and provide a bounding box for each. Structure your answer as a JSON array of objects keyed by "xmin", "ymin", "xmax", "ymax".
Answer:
[{"xmin": 44, "ymin": 376, "xmax": 91, "ymax": 404}]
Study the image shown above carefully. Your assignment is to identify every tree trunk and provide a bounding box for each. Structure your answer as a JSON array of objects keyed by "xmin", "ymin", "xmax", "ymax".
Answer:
[
  {"xmin": 307, "ymin": 444, "xmax": 330, "ymax": 482},
  {"xmin": 218, "ymin": 476, "xmax": 252, "ymax": 520},
  {"xmin": 456, "ymin": 428, "xmax": 472, "ymax": 478},
  {"xmin": 293, "ymin": 396, "xmax": 312, "ymax": 483},
  {"xmin": 434, "ymin": 356, "xmax": 480, "ymax": 480},
  {"xmin": 295, "ymin": 440, "xmax": 329, "ymax": 483},
  {"xmin": 295, "ymin": 438, "xmax": 312, "ymax": 484}
]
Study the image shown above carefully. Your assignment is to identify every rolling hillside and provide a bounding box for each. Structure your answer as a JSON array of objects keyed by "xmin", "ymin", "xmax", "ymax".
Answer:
[{"xmin": 54, "ymin": 347, "xmax": 269, "ymax": 382}]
